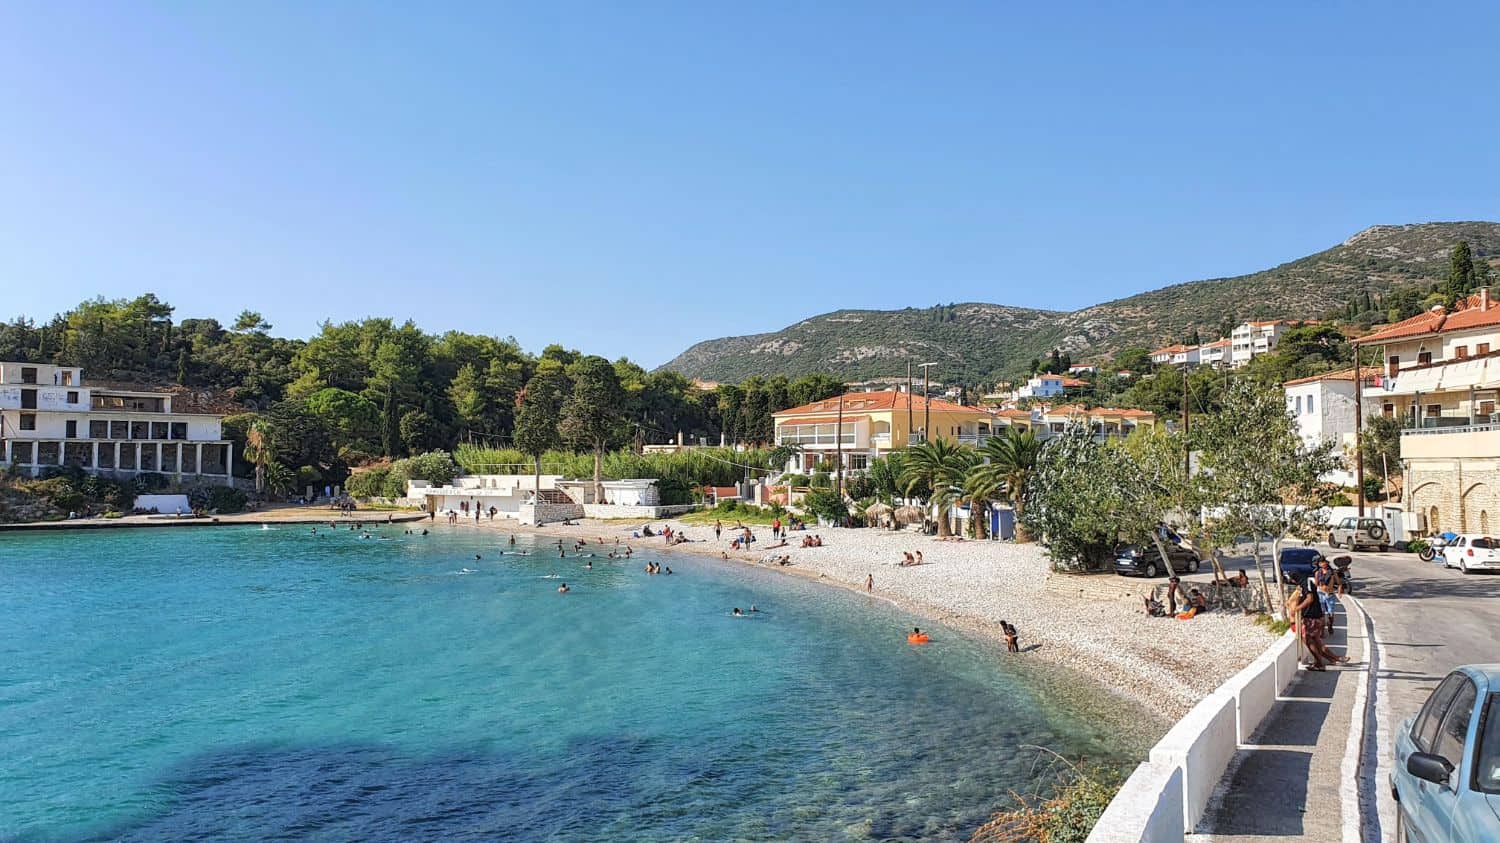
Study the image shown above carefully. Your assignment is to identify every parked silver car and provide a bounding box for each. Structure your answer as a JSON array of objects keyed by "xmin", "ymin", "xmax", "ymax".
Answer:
[
  {"xmin": 1328, "ymin": 517, "xmax": 1390, "ymax": 552},
  {"xmin": 1391, "ymin": 664, "xmax": 1500, "ymax": 841}
]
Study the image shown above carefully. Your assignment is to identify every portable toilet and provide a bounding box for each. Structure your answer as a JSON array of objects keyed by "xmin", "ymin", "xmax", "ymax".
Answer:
[{"xmin": 989, "ymin": 506, "xmax": 1016, "ymax": 540}]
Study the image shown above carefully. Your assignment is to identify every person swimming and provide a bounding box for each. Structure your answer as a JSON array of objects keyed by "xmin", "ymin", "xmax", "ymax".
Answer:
[
  {"xmin": 558, "ymin": 583, "xmax": 570, "ymax": 593},
  {"xmin": 508, "ymin": 535, "xmax": 516, "ymax": 545},
  {"xmin": 732, "ymin": 607, "xmax": 743, "ymax": 617},
  {"xmin": 475, "ymin": 554, "xmax": 482, "ymax": 560},
  {"xmin": 585, "ymin": 560, "xmax": 593, "ymax": 569}
]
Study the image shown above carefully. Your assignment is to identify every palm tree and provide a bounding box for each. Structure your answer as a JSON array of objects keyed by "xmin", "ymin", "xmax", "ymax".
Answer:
[
  {"xmin": 960, "ymin": 465, "xmax": 1003, "ymax": 539},
  {"xmin": 979, "ymin": 428, "xmax": 1042, "ymax": 540},
  {"xmin": 900, "ymin": 440, "xmax": 974, "ymax": 537},
  {"xmin": 243, "ymin": 421, "xmax": 272, "ymax": 496}
]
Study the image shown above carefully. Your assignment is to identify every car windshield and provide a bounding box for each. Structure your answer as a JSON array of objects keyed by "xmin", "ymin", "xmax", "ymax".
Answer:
[{"xmin": 1478, "ymin": 693, "xmax": 1500, "ymax": 794}]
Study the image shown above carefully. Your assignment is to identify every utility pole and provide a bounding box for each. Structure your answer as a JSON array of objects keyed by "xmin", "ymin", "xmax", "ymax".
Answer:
[
  {"xmin": 1181, "ymin": 369, "xmax": 1191, "ymax": 479},
  {"xmin": 906, "ymin": 361, "xmax": 913, "ymax": 445},
  {"xmin": 918, "ymin": 363, "xmax": 937, "ymax": 443},
  {"xmin": 1355, "ymin": 347, "xmax": 1365, "ymax": 517},
  {"xmin": 834, "ymin": 394, "xmax": 845, "ymax": 501}
]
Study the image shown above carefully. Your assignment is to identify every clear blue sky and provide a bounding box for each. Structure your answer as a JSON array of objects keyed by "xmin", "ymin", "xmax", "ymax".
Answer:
[{"xmin": 3, "ymin": 3, "xmax": 1498, "ymax": 367}]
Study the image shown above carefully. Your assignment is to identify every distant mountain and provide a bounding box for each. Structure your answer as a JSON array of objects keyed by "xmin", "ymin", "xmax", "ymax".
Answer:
[{"xmin": 660, "ymin": 221, "xmax": 1500, "ymax": 383}]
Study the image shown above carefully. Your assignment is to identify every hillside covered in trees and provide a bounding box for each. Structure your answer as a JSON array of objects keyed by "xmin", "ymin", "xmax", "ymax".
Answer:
[
  {"xmin": 0, "ymin": 296, "xmax": 843, "ymax": 490},
  {"xmin": 661, "ymin": 221, "xmax": 1500, "ymax": 383}
]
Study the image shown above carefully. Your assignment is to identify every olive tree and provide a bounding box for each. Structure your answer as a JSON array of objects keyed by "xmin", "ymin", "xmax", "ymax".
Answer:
[{"xmin": 1193, "ymin": 379, "xmax": 1340, "ymax": 616}]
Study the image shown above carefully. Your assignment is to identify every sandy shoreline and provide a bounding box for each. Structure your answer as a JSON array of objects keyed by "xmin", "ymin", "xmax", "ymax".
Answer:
[{"xmin": 435, "ymin": 513, "xmax": 1273, "ymax": 725}]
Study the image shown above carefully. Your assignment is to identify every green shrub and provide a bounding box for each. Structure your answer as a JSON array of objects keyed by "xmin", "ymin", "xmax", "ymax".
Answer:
[
  {"xmin": 1405, "ymin": 539, "xmax": 1427, "ymax": 555},
  {"xmin": 347, "ymin": 466, "xmax": 391, "ymax": 498},
  {"xmin": 801, "ymin": 488, "xmax": 848, "ymax": 523},
  {"xmin": 206, "ymin": 486, "xmax": 248, "ymax": 513},
  {"xmin": 135, "ymin": 472, "xmax": 168, "ymax": 492},
  {"xmin": 809, "ymin": 471, "xmax": 832, "ymax": 488}
]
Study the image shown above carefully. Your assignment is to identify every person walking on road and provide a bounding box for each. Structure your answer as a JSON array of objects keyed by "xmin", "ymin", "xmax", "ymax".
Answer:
[{"xmin": 1313, "ymin": 557, "xmax": 1342, "ymax": 634}]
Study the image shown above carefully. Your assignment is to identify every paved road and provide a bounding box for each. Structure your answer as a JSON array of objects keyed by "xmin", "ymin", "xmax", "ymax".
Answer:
[{"xmin": 1336, "ymin": 546, "xmax": 1500, "ymax": 839}]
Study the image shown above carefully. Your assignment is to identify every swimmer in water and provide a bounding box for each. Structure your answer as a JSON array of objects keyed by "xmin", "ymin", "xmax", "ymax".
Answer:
[
  {"xmin": 585, "ymin": 560, "xmax": 593, "ymax": 569},
  {"xmin": 665, "ymin": 567, "xmax": 673, "ymax": 575},
  {"xmin": 475, "ymin": 554, "xmax": 482, "ymax": 560},
  {"xmin": 749, "ymin": 605, "xmax": 758, "ymax": 613},
  {"xmin": 508, "ymin": 535, "xmax": 516, "ymax": 545},
  {"xmin": 732, "ymin": 607, "xmax": 743, "ymax": 617},
  {"xmin": 558, "ymin": 583, "xmax": 570, "ymax": 593}
]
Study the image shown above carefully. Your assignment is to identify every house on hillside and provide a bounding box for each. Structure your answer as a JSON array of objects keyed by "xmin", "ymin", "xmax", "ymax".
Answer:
[
  {"xmin": 1150, "ymin": 344, "xmax": 1192, "ymax": 366},
  {"xmin": 0, "ymin": 362, "xmax": 234, "ymax": 484},
  {"xmin": 1230, "ymin": 321, "xmax": 1293, "ymax": 367},
  {"xmin": 1354, "ymin": 291, "xmax": 1500, "ymax": 535},
  {"xmin": 1198, "ymin": 338, "xmax": 1231, "ymax": 368},
  {"xmin": 1016, "ymin": 373, "xmax": 1087, "ymax": 399},
  {"xmin": 771, "ymin": 390, "xmax": 994, "ymax": 474}
]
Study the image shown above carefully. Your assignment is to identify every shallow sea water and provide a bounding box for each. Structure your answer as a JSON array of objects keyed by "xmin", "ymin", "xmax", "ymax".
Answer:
[{"xmin": 0, "ymin": 525, "xmax": 1147, "ymax": 841}]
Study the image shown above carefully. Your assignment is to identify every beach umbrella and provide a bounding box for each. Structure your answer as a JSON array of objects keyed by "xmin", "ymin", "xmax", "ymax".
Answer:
[
  {"xmin": 892, "ymin": 505, "xmax": 925, "ymax": 526},
  {"xmin": 864, "ymin": 502, "xmax": 894, "ymax": 518}
]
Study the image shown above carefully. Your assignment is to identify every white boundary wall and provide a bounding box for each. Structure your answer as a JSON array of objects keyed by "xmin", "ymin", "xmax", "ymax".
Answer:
[{"xmin": 1086, "ymin": 630, "xmax": 1296, "ymax": 843}]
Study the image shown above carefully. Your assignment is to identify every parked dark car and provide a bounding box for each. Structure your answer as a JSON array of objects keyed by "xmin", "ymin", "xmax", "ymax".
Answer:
[
  {"xmin": 1114, "ymin": 527, "xmax": 1201, "ymax": 578},
  {"xmin": 1277, "ymin": 546, "xmax": 1322, "ymax": 585}
]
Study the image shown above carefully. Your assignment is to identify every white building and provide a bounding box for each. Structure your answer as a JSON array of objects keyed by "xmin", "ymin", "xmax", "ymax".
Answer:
[
  {"xmin": 0, "ymin": 362, "xmax": 233, "ymax": 483},
  {"xmin": 410, "ymin": 474, "xmax": 566, "ymax": 520},
  {"xmin": 1150, "ymin": 344, "xmax": 1190, "ymax": 365},
  {"xmin": 1230, "ymin": 321, "xmax": 1293, "ymax": 367},
  {"xmin": 1354, "ymin": 291, "xmax": 1500, "ymax": 535},
  {"xmin": 1283, "ymin": 368, "xmax": 1361, "ymax": 485},
  {"xmin": 1198, "ymin": 339, "xmax": 1230, "ymax": 368},
  {"xmin": 1015, "ymin": 374, "xmax": 1087, "ymax": 400}
]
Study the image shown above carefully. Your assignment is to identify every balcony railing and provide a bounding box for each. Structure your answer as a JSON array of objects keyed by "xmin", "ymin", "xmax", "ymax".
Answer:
[
  {"xmin": 1404, "ymin": 421, "xmax": 1499, "ymax": 436},
  {"xmin": 871, "ymin": 433, "xmax": 891, "ymax": 447}
]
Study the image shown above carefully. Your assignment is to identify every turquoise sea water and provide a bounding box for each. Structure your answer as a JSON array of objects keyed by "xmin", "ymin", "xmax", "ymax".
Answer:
[{"xmin": 0, "ymin": 525, "xmax": 1146, "ymax": 841}]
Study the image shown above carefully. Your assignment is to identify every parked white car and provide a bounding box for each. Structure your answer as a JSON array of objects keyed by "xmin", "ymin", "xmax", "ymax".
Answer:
[{"xmin": 1442, "ymin": 535, "xmax": 1500, "ymax": 574}]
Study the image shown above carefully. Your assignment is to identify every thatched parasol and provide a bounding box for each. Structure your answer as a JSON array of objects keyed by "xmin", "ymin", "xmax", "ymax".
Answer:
[
  {"xmin": 892, "ymin": 505, "xmax": 925, "ymax": 526},
  {"xmin": 864, "ymin": 502, "xmax": 894, "ymax": 518}
]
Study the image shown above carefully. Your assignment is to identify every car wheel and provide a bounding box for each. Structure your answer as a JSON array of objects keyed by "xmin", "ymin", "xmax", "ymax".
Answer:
[
  {"xmin": 1461, "ymin": 559, "xmax": 1471, "ymax": 575},
  {"xmin": 1187, "ymin": 558, "xmax": 1200, "ymax": 574},
  {"xmin": 1144, "ymin": 562, "xmax": 1159, "ymax": 578},
  {"xmin": 1328, "ymin": 534, "xmax": 1339, "ymax": 549},
  {"xmin": 1379, "ymin": 545, "xmax": 1389, "ymax": 553}
]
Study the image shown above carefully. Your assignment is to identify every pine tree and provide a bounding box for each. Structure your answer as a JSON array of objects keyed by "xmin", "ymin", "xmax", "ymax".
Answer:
[{"xmin": 1444, "ymin": 241, "xmax": 1476, "ymax": 306}]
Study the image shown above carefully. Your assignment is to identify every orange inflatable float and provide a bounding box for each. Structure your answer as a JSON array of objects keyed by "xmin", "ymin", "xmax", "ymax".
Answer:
[{"xmin": 907, "ymin": 632, "xmax": 930, "ymax": 644}]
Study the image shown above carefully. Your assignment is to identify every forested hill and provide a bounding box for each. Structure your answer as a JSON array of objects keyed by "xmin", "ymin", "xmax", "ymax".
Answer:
[
  {"xmin": 660, "ymin": 221, "xmax": 1500, "ymax": 382},
  {"xmin": 0, "ymin": 300, "xmax": 845, "ymax": 486}
]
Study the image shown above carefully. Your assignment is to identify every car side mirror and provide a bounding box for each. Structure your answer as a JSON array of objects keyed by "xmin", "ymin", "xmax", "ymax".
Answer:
[{"xmin": 1406, "ymin": 751, "xmax": 1454, "ymax": 786}]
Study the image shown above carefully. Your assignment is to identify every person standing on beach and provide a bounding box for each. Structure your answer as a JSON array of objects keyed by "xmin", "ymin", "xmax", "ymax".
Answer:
[
  {"xmin": 865, "ymin": 573, "xmax": 874, "ymax": 592},
  {"xmin": 715, "ymin": 520, "xmax": 722, "ymax": 541},
  {"xmin": 1000, "ymin": 620, "xmax": 1020, "ymax": 653},
  {"xmin": 1164, "ymin": 576, "xmax": 1188, "ymax": 614}
]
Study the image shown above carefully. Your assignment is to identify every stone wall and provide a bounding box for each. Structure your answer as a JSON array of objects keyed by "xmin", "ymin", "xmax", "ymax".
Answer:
[
  {"xmin": 518, "ymin": 502, "xmax": 585, "ymax": 526},
  {"xmin": 1407, "ymin": 459, "xmax": 1500, "ymax": 534},
  {"xmin": 580, "ymin": 503, "xmax": 696, "ymax": 520}
]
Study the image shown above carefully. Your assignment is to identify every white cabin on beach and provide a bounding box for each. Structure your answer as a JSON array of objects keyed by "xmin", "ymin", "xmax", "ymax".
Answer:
[{"xmin": 410, "ymin": 474, "xmax": 566, "ymax": 520}]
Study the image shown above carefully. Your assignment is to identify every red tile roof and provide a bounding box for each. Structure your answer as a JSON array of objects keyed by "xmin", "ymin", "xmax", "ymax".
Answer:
[
  {"xmin": 772, "ymin": 390, "xmax": 980, "ymax": 417},
  {"xmin": 1151, "ymin": 344, "xmax": 1190, "ymax": 356},
  {"xmin": 1351, "ymin": 307, "xmax": 1450, "ymax": 344},
  {"xmin": 1283, "ymin": 368, "xmax": 1357, "ymax": 386}
]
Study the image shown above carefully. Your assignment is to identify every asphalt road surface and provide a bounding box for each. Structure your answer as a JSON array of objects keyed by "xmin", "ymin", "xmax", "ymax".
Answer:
[{"xmin": 1334, "ymin": 545, "xmax": 1500, "ymax": 839}]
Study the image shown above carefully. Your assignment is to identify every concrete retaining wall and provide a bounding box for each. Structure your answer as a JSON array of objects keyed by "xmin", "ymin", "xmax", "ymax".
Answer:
[
  {"xmin": 579, "ymin": 503, "xmax": 696, "ymax": 519},
  {"xmin": 1086, "ymin": 762, "xmax": 1185, "ymax": 843},
  {"xmin": 1086, "ymin": 630, "xmax": 1297, "ymax": 843},
  {"xmin": 1148, "ymin": 691, "xmax": 1237, "ymax": 830}
]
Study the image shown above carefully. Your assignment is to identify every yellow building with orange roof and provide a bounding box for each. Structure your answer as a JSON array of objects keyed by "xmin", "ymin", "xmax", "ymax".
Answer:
[{"xmin": 771, "ymin": 390, "xmax": 996, "ymax": 473}]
